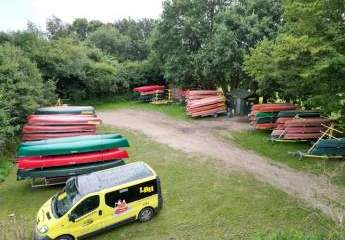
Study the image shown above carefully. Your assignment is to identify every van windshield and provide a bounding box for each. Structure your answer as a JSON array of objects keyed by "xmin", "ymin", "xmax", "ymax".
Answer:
[{"xmin": 52, "ymin": 178, "xmax": 80, "ymax": 218}]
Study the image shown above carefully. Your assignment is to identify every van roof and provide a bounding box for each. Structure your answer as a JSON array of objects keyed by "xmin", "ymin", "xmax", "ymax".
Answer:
[{"xmin": 76, "ymin": 162, "xmax": 155, "ymax": 196}]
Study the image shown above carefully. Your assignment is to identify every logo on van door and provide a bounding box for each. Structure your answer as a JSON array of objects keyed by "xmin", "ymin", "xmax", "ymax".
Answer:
[{"xmin": 139, "ymin": 186, "xmax": 154, "ymax": 193}]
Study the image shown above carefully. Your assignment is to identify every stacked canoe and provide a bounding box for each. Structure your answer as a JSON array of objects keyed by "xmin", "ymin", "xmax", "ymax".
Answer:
[
  {"xmin": 248, "ymin": 104, "xmax": 298, "ymax": 130},
  {"xmin": 22, "ymin": 106, "xmax": 101, "ymax": 141},
  {"xmin": 310, "ymin": 138, "xmax": 345, "ymax": 156},
  {"xmin": 16, "ymin": 134, "xmax": 129, "ymax": 181},
  {"xmin": 185, "ymin": 90, "xmax": 226, "ymax": 117},
  {"xmin": 133, "ymin": 85, "xmax": 165, "ymax": 102},
  {"xmin": 271, "ymin": 117, "xmax": 331, "ymax": 140},
  {"xmin": 271, "ymin": 111, "xmax": 326, "ymax": 140}
]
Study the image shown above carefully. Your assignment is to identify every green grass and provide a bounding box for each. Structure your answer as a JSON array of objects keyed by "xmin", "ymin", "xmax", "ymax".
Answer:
[
  {"xmin": 0, "ymin": 126, "xmax": 341, "ymax": 239},
  {"xmin": 80, "ymin": 96, "xmax": 188, "ymax": 120},
  {"xmin": 225, "ymin": 130, "xmax": 345, "ymax": 186}
]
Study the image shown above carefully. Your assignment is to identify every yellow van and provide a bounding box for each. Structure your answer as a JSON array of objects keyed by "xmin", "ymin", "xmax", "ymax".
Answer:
[{"xmin": 34, "ymin": 162, "xmax": 163, "ymax": 240}]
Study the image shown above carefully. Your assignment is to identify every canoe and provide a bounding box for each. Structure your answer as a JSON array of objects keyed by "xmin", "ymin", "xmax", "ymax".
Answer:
[
  {"xmin": 186, "ymin": 90, "xmax": 220, "ymax": 96},
  {"xmin": 35, "ymin": 106, "xmax": 95, "ymax": 115},
  {"xmin": 252, "ymin": 103, "xmax": 296, "ymax": 112},
  {"xmin": 255, "ymin": 112, "xmax": 278, "ymax": 118},
  {"xmin": 277, "ymin": 111, "xmax": 321, "ymax": 118},
  {"xmin": 20, "ymin": 134, "xmax": 122, "ymax": 146},
  {"xmin": 315, "ymin": 138, "xmax": 345, "ymax": 148},
  {"xmin": 187, "ymin": 96, "xmax": 226, "ymax": 109},
  {"xmin": 22, "ymin": 124, "xmax": 96, "ymax": 133},
  {"xmin": 17, "ymin": 160, "xmax": 125, "ymax": 180},
  {"xmin": 22, "ymin": 132, "xmax": 96, "ymax": 141},
  {"xmin": 191, "ymin": 107, "xmax": 226, "ymax": 117},
  {"xmin": 310, "ymin": 147, "xmax": 345, "ymax": 156},
  {"xmin": 17, "ymin": 138, "xmax": 130, "ymax": 157},
  {"xmin": 140, "ymin": 90, "xmax": 164, "ymax": 96},
  {"xmin": 284, "ymin": 133, "xmax": 322, "ymax": 140},
  {"xmin": 27, "ymin": 115, "xmax": 102, "ymax": 126},
  {"xmin": 133, "ymin": 85, "xmax": 165, "ymax": 93},
  {"xmin": 16, "ymin": 149, "xmax": 128, "ymax": 169},
  {"xmin": 255, "ymin": 123, "xmax": 277, "ymax": 130},
  {"xmin": 285, "ymin": 127, "xmax": 324, "ymax": 133},
  {"xmin": 256, "ymin": 117, "xmax": 277, "ymax": 124},
  {"xmin": 285, "ymin": 118, "xmax": 331, "ymax": 127}
]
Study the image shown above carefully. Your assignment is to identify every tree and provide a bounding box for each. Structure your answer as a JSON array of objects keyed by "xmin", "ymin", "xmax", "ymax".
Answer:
[
  {"xmin": 152, "ymin": 0, "xmax": 282, "ymax": 90},
  {"xmin": 87, "ymin": 25, "xmax": 131, "ymax": 61},
  {"xmin": 152, "ymin": 0, "xmax": 232, "ymax": 88},
  {"xmin": 244, "ymin": 0, "xmax": 345, "ymax": 114},
  {"xmin": 201, "ymin": 0, "xmax": 282, "ymax": 91},
  {"xmin": 46, "ymin": 16, "xmax": 70, "ymax": 40},
  {"xmin": 70, "ymin": 18, "xmax": 89, "ymax": 40}
]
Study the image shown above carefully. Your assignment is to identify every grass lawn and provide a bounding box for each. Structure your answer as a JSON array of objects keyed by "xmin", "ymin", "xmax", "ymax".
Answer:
[
  {"xmin": 225, "ymin": 130, "xmax": 345, "ymax": 186},
  {"xmin": 0, "ymin": 126, "xmax": 340, "ymax": 239},
  {"xmin": 82, "ymin": 96, "xmax": 188, "ymax": 120}
]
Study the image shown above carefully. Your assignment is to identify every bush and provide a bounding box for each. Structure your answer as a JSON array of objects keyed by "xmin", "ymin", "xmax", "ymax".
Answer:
[{"xmin": 0, "ymin": 44, "xmax": 55, "ymax": 149}]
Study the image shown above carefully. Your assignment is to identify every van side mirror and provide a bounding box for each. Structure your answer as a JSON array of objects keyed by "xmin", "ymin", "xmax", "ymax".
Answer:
[{"xmin": 68, "ymin": 213, "xmax": 76, "ymax": 222}]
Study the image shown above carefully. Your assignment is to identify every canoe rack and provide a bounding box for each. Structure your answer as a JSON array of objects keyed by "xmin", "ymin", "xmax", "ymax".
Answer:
[
  {"xmin": 31, "ymin": 176, "xmax": 68, "ymax": 188},
  {"xmin": 151, "ymin": 89, "xmax": 174, "ymax": 105},
  {"xmin": 289, "ymin": 124, "xmax": 345, "ymax": 160}
]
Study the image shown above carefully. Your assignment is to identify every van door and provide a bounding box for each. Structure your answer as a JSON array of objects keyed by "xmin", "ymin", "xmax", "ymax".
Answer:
[
  {"xmin": 67, "ymin": 195, "xmax": 103, "ymax": 238},
  {"xmin": 103, "ymin": 188, "xmax": 137, "ymax": 228}
]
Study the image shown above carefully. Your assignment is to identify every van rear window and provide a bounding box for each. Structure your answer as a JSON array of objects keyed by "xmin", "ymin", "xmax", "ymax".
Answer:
[{"xmin": 105, "ymin": 179, "xmax": 158, "ymax": 207}]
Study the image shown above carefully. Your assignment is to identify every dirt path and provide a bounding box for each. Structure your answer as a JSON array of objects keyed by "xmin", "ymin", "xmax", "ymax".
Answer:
[{"xmin": 99, "ymin": 110, "xmax": 345, "ymax": 221}]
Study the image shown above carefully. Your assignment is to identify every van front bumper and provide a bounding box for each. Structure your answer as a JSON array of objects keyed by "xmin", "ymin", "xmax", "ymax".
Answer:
[{"xmin": 34, "ymin": 230, "xmax": 52, "ymax": 240}]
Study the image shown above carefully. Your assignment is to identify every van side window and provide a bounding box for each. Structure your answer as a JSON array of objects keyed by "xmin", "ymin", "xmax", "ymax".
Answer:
[
  {"xmin": 105, "ymin": 180, "xmax": 158, "ymax": 207},
  {"xmin": 71, "ymin": 195, "xmax": 99, "ymax": 219}
]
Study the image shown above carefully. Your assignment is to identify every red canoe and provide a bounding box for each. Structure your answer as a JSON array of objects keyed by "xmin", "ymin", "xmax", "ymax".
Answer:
[
  {"xmin": 16, "ymin": 149, "xmax": 128, "ymax": 169},
  {"xmin": 22, "ymin": 124, "xmax": 96, "ymax": 133},
  {"xmin": 252, "ymin": 103, "xmax": 296, "ymax": 112},
  {"xmin": 285, "ymin": 118, "xmax": 331, "ymax": 127},
  {"xmin": 284, "ymin": 133, "xmax": 322, "ymax": 140},
  {"xmin": 256, "ymin": 123, "xmax": 277, "ymax": 130},
  {"xmin": 27, "ymin": 115, "xmax": 102, "ymax": 126},
  {"xmin": 22, "ymin": 132, "xmax": 95, "ymax": 141},
  {"xmin": 133, "ymin": 85, "xmax": 165, "ymax": 93}
]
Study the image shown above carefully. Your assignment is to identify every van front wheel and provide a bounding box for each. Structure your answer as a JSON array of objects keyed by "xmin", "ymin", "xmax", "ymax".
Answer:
[
  {"xmin": 55, "ymin": 235, "xmax": 74, "ymax": 240},
  {"xmin": 138, "ymin": 207, "xmax": 154, "ymax": 222}
]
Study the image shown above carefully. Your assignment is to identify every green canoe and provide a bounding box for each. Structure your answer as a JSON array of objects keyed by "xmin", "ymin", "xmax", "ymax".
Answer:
[
  {"xmin": 17, "ymin": 138, "xmax": 129, "ymax": 157},
  {"xmin": 17, "ymin": 160, "xmax": 125, "ymax": 180},
  {"xmin": 35, "ymin": 106, "xmax": 95, "ymax": 115},
  {"xmin": 20, "ymin": 134, "xmax": 122, "ymax": 147},
  {"xmin": 256, "ymin": 116, "xmax": 277, "ymax": 124},
  {"xmin": 255, "ymin": 112, "xmax": 278, "ymax": 118},
  {"xmin": 277, "ymin": 111, "xmax": 321, "ymax": 118}
]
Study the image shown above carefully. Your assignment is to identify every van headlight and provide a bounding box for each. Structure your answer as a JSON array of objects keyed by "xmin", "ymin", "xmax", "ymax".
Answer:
[{"xmin": 38, "ymin": 225, "xmax": 48, "ymax": 234}]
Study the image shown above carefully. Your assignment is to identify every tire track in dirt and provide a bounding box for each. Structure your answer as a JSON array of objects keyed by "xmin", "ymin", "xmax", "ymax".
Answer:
[{"xmin": 99, "ymin": 109, "xmax": 345, "ymax": 221}]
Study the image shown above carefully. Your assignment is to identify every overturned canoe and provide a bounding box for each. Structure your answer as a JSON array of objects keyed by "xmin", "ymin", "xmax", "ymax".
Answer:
[
  {"xmin": 256, "ymin": 123, "xmax": 277, "ymax": 130},
  {"xmin": 17, "ymin": 138, "xmax": 129, "ymax": 157},
  {"xmin": 133, "ymin": 85, "xmax": 165, "ymax": 93},
  {"xmin": 277, "ymin": 111, "xmax": 321, "ymax": 118},
  {"xmin": 17, "ymin": 160, "xmax": 125, "ymax": 180},
  {"xmin": 285, "ymin": 118, "xmax": 331, "ymax": 127},
  {"xmin": 252, "ymin": 103, "xmax": 297, "ymax": 112},
  {"xmin": 16, "ymin": 149, "xmax": 128, "ymax": 169},
  {"xmin": 22, "ymin": 124, "xmax": 96, "ymax": 133},
  {"xmin": 284, "ymin": 133, "xmax": 322, "ymax": 140},
  {"xmin": 256, "ymin": 117, "xmax": 277, "ymax": 124},
  {"xmin": 20, "ymin": 134, "xmax": 122, "ymax": 146},
  {"xmin": 27, "ymin": 115, "xmax": 102, "ymax": 126},
  {"xmin": 22, "ymin": 132, "xmax": 95, "ymax": 141},
  {"xmin": 35, "ymin": 106, "xmax": 95, "ymax": 115}
]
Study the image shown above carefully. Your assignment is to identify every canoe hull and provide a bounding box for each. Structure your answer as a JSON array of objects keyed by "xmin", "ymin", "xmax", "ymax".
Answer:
[
  {"xmin": 17, "ymin": 138, "xmax": 130, "ymax": 157},
  {"xmin": 17, "ymin": 160, "xmax": 125, "ymax": 180},
  {"xmin": 16, "ymin": 149, "xmax": 128, "ymax": 169}
]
